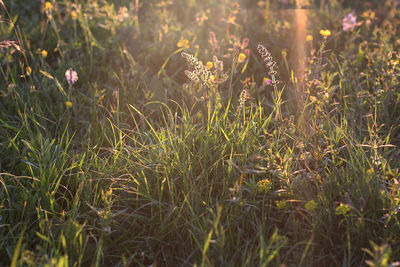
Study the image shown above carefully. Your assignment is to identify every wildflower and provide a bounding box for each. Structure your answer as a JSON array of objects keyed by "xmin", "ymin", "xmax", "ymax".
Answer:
[
  {"xmin": 335, "ymin": 203, "xmax": 351, "ymax": 215},
  {"xmin": 44, "ymin": 2, "xmax": 53, "ymax": 15},
  {"xmin": 305, "ymin": 200, "xmax": 318, "ymax": 212},
  {"xmin": 306, "ymin": 35, "xmax": 313, "ymax": 42},
  {"xmin": 362, "ymin": 10, "xmax": 375, "ymax": 20},
  {"xmin": 65, "ymin": 68, "xmax": 78, "ymax": 85},
  {"xmin": 65, "ymin": 101, "xmax": 73, "ymax": 108},
  {"xmin": 257, "ymin": 179, "xmax": 272, "ymax": 193},
  {"xmin": 319, "ymin": 29, "xmax": 331, "ymax": 37},
  {"xmin": 263, "ymin": 77, "xmax": 271, "ymax": 85},
  {"xmin": 71, "ymin": 10, "xmax": 78, "ymax": 20},
  {"xmin": 342, "ymin": 13, "xmax": 357, "ymax": 31},
  {"xmin": 238, "ymin": 52, "xmax": 247, "ymax": 63},
  {"xmin": 257, "ymin": 1, "xmax": 265, "ymax": 7},
  {"xmin": 177, "ymin": 38, "xmax": 190, "ymax": 49},
  {"xmin": 257, "ymin": 44, "xmax": 277, "ymax": 77},
  {"xmin": 41, "ymin": 50, "xmax": 48, "ymax": 58},
  {"xmin": 206, "ymin": 61, "xmax": 213, "ymax": 70},
  {"xmin": 309, "ymin": 95, "xmax": 317, "ymax": 102},
  {"xmin": 208, "ymin": 75, "xmax": 215, "ymax": 82},
  {"xmin": 26, "ymin": 66, "xmax": 32, "ymax": 76}
]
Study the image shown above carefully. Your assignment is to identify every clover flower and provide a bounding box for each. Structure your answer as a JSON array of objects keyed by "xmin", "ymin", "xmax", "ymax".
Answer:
[
  {"xmin": 65, "ymin": 68, "xmax": 78, "ymax": 85},
  {"xmin": 342, "ymin": 13, "xmax": 357, "ymax": 31},
  {"xmin": 65, "ymin": 101, "xmax": 73, "ymax": 108}
]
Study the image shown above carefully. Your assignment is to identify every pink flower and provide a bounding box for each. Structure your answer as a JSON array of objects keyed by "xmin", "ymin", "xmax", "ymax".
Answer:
[
  {"xmin": 343, "ymin": 13, "xmax": 357, "ymax": 31},
  {"xmin": 65, "ymin": 68, "xmax": 78, "ymax": 85}
]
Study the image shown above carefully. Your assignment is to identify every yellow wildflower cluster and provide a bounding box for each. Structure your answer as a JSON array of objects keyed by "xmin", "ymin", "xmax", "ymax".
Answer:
[
  {"xmin": 320, "ymin": 29, "xmax": 331, "ymax": 37},
  {"xmin": 177, "ymin": 38, "xmax": 190, "ymax": 49},
  {"xmin": 257, "ymin": 179, "xmax": 272, "ymax": 193},
  {"xmin": 335, "ymin": 203, "xmax": 351, "ymax": 215}
]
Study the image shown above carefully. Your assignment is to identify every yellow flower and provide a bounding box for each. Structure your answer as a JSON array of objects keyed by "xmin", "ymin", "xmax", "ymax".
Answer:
[
  {"xmin": 257, "ymin": 179, "xmax": 272, "ymax": 193},
  {"xmin": 238, "ymin": 52, "xmax": 246, "ymax": 63},
  {"xmin": 71, "ymin": 11, "xmax": 78, "ymax": 20},
  {"xmin": 306, "ymin": 35, "xmax": 313, "ymax": 42},
  {"xmin": 309, "ymin": 95, "xmax": 317, "ymax": 102},
  {"xmin": 206, "ymin": 61, "xmax": 213, "ymax": 70},
  {"xmin": 208, "ymin": 75, "xmax": 215, "ymax": 82},
  {"xmin": 65, "ymin": 101, "xmax": 73, "ymax": 108},
  {"xmin": 320, "ymin": 29, "xmax": 331, "ymax": 37},
  {"xmin": 26, "ymin": 66, "xmax": 32, "ymax": 76},
  {"xmin": 45, "ymin": 2, "xmax": 53, "ymax": 15},
  {"xmin": 177, "ymin": 38, "xmax": 190, "ymax": 49},
  {"xmin": 362, "ymin": 10, "xmax": 375, "ymax": 19},
  {"xmin": 41, "ymin": 50, "xmax": 48, "ymax": 58},
  {"xmin": 335, "ymin": 203, "xmax": 351, "ymax": 215},
  {"xmin": 305, "ymin": 200, "xmax": 318, "ymax": 212}
]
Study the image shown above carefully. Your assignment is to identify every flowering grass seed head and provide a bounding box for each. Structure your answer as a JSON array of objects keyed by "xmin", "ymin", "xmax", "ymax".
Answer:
[{"xmin": 257, "ymin": 44, "xmax": 277, "ymax": 77}]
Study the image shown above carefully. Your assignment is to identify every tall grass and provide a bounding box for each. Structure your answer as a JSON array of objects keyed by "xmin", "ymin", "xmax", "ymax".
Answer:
[{"xmin": 0, "ymin": 0, "xmax": 399, "ymax": 266}]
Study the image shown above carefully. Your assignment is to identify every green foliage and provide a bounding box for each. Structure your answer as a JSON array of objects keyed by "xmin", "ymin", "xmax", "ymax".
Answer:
[{"xmin": 1, "ymin": 0, "xmax": 400, "ymax": 266}]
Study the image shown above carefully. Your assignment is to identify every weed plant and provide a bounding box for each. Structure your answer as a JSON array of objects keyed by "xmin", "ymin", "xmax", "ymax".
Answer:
[{"xmin": 0, "ymin": 0, "xmax": 399, "ymax": 266}]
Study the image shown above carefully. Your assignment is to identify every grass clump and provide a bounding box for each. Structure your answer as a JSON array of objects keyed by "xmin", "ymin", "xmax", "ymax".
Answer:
[{"xmin": 1, "ymin": 0, "xmax": 400, "ymax": 266}]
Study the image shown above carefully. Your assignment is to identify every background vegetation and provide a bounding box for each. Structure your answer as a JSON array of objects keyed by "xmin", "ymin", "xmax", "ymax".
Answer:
[{"xmin": 0, "ymin": 0, "xmax": 399, "ymax": 266}]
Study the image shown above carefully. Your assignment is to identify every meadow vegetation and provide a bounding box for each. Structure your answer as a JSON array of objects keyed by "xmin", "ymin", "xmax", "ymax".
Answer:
[{"xmin": 0, "ymin": 0, "xmax": 399, "ymax": 266}]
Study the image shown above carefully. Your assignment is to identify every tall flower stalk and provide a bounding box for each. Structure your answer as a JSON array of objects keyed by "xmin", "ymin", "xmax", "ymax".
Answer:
[{"xmin": 257, "ymin": 44, "xmax": 283, "ymax": 120}]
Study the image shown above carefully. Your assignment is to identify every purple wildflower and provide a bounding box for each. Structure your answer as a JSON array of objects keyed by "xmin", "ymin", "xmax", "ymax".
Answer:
[{"xmin": 343, "ymin": 13, "xmax": 357, "ymax": 31}]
